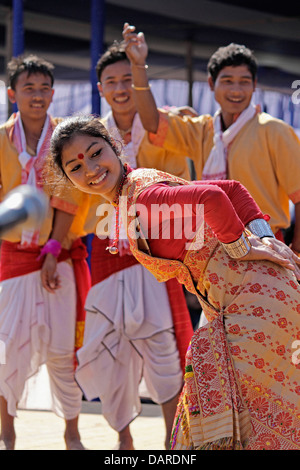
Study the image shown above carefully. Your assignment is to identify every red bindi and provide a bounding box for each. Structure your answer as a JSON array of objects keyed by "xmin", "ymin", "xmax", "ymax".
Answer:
[{"xmin": 78, "ymin": 153, "xmax": 84, "ymax": 159}]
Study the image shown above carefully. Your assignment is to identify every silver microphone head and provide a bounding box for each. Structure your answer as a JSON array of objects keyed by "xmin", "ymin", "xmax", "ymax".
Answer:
[{"xmin": 2, "ymin": 185, "xmax": 49, "ymax": 231}]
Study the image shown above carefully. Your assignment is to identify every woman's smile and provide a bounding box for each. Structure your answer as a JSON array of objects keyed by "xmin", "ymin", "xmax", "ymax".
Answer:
[{"xmin": 89, "ymin": 170, "xmax": 108, "ymax": 185}]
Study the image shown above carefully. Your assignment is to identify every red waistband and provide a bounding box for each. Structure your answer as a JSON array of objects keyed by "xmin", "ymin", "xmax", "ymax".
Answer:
[
  {"xmin": 91, "ymin": 237, "xmax": 193, "ymax": 373},
  {"xmin": 0, "ymin": 238, "xmax": 89, "ymax": 281},
  {"xmin": 0, "ymin": 238, "xmax": 91, "ymax": 357},
  {"xmin": 90, "ymin": 236, "xmax": 139, "ymax": 285}
]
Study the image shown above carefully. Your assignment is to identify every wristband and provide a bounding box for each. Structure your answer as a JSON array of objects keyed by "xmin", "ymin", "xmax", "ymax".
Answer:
[
  {"xmin": 246, "ymin": 218, "xmax": 275, "ymax": 238},
  {"xmin": 131, "ymin": 84, "xmax": 151, "ymax": 91},
  {"xmin": 37, "ymin": 239, "xmax": 62, "ymax": 260},
  {"xmin": 221, "ymin": 232, "xmax": 251, "ymax": 259}
]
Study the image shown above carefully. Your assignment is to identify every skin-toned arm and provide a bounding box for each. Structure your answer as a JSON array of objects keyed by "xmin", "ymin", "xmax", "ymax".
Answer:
[
  {"xmin": 41, "ymin": 209, "xmax": 75, "ymax": 293},
  {"xmin": 122, "ymin": 22, "xmax": 160, "ymax": 133}
]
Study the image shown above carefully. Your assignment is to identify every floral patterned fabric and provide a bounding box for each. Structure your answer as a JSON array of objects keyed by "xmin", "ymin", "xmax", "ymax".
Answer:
[
  {"xmin": 120, "ymin": 168, "xmax": 300, "ymax": 450},
  {"xmin": 172, "ymin": 247, "xmax": 300, "ymax": 449}
]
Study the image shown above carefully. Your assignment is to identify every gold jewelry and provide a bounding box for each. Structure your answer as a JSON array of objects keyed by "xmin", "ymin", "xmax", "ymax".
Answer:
[
  {"xmin": 106, "ymin": 163, "xmax": 130, "ymax": 255},
  {"xmin": 117, "ymin": 126, "xmax": 132, "ymax": 139},
  {"xmin": 131, "ymin": 84, "xmax": 151, "ymax": 91},
  {"xmin": 221, "ymin": 232, "xmax": 251, "ymax": 259}
]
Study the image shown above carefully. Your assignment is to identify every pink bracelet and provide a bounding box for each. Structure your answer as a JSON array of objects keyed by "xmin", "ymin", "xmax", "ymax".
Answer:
[{"xmin": 37, "ymin": 239, "xmax": 62, "ymax": 260}]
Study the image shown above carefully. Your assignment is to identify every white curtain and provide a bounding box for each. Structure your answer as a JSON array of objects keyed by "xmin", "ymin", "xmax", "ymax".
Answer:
[
  {"xmin": 1, "ymin": 79, "xmax": 299, "ymax": 136},
  {"xmin": 48, "ymin": 81, "xmax": 92, "ymax": 117}
]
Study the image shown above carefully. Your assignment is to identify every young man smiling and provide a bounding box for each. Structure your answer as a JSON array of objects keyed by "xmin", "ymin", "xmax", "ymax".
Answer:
[
  {"xmin": 208, "ymin": 64, "xmax": 256, "ymax": 129},
  {"xmin": 0, "ymin": 54, "xmax": 90, "ymax": 450},
  {"xmin": 124, "ymin": 26, "xmax": 300, "ymax": 254}
]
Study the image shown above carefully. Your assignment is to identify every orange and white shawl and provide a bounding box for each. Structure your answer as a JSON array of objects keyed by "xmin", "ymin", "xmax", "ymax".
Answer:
[
  {"xmin": 12, "ymin": 112, "xmax": 53, "ymax": 246},
  {"xmin": 202, "ymin": 103, "xmax": 258, "ymax": 180}
]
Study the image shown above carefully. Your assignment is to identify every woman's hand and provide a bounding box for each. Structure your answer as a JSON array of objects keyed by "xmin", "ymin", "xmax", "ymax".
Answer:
[
  {"xmin": 40, "ymin": 253, "xmax": 61, "ymax": 293},
  {"xmin": 238, "ymin": 234, "xmax": 300, "ymax": 279},
  {"xmin": 262, "ymin": 236, "xmax": 300, "ymax": 279},
  {"xmin": 122, "ymin": 22, "xmax": 148, "ymax": 65}
]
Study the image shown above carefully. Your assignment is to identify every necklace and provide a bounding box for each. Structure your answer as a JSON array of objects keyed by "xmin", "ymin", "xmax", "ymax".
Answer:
[
  {"xmin": 118, "ymin": 126, "xmax": 132, "ymax": 145},
  {"xmin": 111, "ymin": 163, "xmax": 128, "ymax": 207},
  {"xmin": 107, "ymin": 163, "xmax": 129, "ymax": 255},
  {"xmin": 117, "ymin": 126, "xmax": 132, "ymax": 138}
]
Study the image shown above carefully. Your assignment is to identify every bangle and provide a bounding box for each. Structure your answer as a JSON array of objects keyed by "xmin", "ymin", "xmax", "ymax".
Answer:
[
  {"xmin": 131, "ymin": 84, "xmax": 151, "ymax": 91},
  {"xmin": 221, "ymin": 232, "xmax": 251, "ymax": 259},
  {"xmin": 246, "ymin": 218, "xmax": 275, "ymax": 238},
  {"xmin": 37, "ymin": 239, "xmax": 62, "ymax": 260},
  {"xmin": 131, "ymin": 64, "xmax": 148, "ymax": 69}
]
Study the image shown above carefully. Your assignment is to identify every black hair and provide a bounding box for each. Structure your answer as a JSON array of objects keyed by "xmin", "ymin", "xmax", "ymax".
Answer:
[
  {"xmin": 207, "ymin": 43, "xmax": 257, "ymax": 83},
  {"xmin": 96, "ymin": 41, "xmax": 129, "ymax": 82},
  {"xmin": 50, "ymin": 114, "xmax": 121, "ymax": 178},
  {"xmin": 7, "ymin": 54, "xmax": 55, "ymax": 89}
]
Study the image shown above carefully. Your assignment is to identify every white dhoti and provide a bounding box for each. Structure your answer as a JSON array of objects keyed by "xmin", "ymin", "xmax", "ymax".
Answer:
[
  {"xmin": 0, "ymin": 262, "xmax": 82, "ymax": 419},
  {"xmin": 75, "ymin": 264, "xmax": 183, "ymax": 432}
]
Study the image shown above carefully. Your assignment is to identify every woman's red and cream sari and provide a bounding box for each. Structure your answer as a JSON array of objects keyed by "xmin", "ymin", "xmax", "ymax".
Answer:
[{"xmin": 119, "ymin": 167, "xmax": 300, "ymax": 450}]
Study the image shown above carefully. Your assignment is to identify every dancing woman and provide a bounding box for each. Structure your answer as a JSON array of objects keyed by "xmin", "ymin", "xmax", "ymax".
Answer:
[{"xmin": 48, "ymin": 115, "xmax": 300, "ymax": 450}]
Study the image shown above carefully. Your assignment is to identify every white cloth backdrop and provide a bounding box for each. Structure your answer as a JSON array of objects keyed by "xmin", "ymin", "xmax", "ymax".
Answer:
[{"xmin": 1, "ymin": 79, "xmax": 300, "ymax": 134}]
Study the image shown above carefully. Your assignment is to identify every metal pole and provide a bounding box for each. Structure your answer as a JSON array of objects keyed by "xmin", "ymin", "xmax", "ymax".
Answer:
[
  {"xmin": 87, "ymin": 0, "xmax": 105, "ymax": 266},
  {"xmin": 5, "ymin": 8, "xmax": 13, "ymax": 118},
  {"xmin": 90, "ymin": 0, "xmax": 105, "ymax": 116},
  {"xmin": 12, "ymin": 0, "xmax": 24, "ymax": 57},
  {"xmin": 12, "ymin": 0, "xmax": 24, "ymax": 112},
  {"xmin": 186, "ymin": 39, "xmax": 196, "ymax": 179},
  {"xmin": 186, "ymin": 40, "xmax": 193, "ymax": 108}
]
